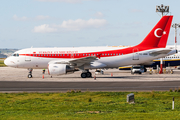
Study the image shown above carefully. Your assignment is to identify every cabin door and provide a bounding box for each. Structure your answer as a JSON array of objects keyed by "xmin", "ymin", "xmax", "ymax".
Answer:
[{"xmin": 132, "ymin": 49, "xmax": 139, "ymax": 60}]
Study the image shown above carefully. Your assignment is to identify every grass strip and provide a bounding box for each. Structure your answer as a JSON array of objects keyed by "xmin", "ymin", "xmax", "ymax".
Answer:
[
  {"xmin": 0, "ymin": 91, "xmax": 180, "ymax": 119},
  {"xmin": 0, "ymin": 59, "xmax": 6, "ymax": 67}
]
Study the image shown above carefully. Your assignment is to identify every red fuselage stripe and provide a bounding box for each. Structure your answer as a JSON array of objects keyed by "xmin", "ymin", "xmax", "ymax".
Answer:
[{"xmin": 20, "ymin": 47, "xmax": 156, "ymax": 59}]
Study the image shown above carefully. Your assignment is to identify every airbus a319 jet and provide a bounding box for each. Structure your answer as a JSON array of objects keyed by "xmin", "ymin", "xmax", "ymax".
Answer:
[{"xmin": 4, "ymin": 15, "xmax": 176, "ymax": 78}]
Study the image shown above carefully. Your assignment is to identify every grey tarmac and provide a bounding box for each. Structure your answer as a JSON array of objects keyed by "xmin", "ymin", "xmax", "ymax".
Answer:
[{"xmin": 0, "ymin": 67, "xmax": 180, "ymax": 92}]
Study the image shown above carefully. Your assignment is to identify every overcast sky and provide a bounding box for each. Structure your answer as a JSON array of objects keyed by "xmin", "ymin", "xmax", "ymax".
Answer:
[{"xmin": 0, "ymin": 0, "xmax": 180, "ymax": 49}]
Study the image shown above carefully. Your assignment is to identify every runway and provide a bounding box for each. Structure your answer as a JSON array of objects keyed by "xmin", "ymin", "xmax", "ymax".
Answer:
[
  {"xmin": 0, "ymin": 81, "xmax": 180, "ymax": 92},
  {"xmin": 1, "ymin": 67, "xmax": 180, "ymax": 92}
]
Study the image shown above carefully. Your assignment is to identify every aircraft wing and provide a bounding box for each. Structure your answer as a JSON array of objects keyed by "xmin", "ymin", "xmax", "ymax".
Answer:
[
  {"xmin": 68, "ymin": 56, "xmax": 97, "ymax": 67},
  {"xmin": 49, "ymin": 56, "xmax": 98, "ymax": 67},
  {"xmin": 149, "ymin": 49, "xmax": 172, "ymax": 56}
]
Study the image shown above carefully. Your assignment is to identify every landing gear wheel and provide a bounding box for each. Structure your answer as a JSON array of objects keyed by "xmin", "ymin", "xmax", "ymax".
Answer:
[
  {"xmin": 27, "ymin": 68, "xmax": 33, "ymax": 78},
  {"xmin": 86, "ymin": 72, "xmax": 92, "ymax": 78},
  {"xmin": 28, "ymin": 74, "xmax": 32, "ymax": 78},
  {"xmin": 81, "ymin": 73, "xmax": 87, "ymax": 78}
]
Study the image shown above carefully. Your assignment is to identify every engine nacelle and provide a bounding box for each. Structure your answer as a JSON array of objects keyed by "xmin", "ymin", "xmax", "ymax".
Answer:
[{"xmin": 48, "ymin": 64, "xmax": 74, "ymax": 75}]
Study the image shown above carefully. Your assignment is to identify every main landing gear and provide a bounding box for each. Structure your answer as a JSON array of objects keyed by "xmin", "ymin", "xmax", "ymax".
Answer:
[
  {"xmin": 81, "ymin": 70, "xmax": 92, "ymax": 78},
  {"xmin": 27, "ymin": 68, "xmax": 33, "ymax": 78}
]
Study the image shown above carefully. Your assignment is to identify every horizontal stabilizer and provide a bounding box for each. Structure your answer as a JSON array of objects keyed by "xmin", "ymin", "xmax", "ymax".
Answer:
[{"xmin": 149, "ymin": 49, "xmax": 172, "ymax": 56}]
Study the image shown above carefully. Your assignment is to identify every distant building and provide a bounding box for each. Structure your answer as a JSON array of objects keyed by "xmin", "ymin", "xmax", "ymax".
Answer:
[
  {"xmin": 0, "ymin": 49, "xmax": 18, "ymax": 57},
  {"xmin": 0, "ymin": 54, "xmax": 7, "ymax": 58}
]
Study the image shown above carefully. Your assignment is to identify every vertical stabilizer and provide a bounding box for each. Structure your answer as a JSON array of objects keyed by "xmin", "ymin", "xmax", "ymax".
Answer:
[{"xmin": 136, "ymin": 16, "xmax": 173, "ymax": 48}]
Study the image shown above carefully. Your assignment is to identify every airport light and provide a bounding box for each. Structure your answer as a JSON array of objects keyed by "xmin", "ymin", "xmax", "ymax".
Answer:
[
  {"xmin": 156, "ymin": 4, "xmax": 169, "ymax": 17},
  {"xmin": 172, "ymin": 23, "xmax": 180, "ymax": 50}
]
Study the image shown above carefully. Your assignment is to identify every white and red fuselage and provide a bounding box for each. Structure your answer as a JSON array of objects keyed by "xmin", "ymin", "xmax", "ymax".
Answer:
[{"xmin": 4, "ymin": 46, "xmax": 175, "ymax": 69}]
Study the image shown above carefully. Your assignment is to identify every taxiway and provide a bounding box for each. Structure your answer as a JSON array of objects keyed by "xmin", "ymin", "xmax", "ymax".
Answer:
[{"xmin": 0, "ymin": 67, "xmax": 180, "ymax": 92}]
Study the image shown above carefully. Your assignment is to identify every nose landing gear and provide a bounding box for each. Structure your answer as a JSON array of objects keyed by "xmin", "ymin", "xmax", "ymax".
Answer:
[{"xmin": 27, "ymin": 68, "xmax": 33, "ymax": 78}]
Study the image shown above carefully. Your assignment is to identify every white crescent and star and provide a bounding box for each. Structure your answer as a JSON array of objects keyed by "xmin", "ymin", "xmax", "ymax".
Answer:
[{"xmin": 154, "ymin": 28, "xmax": 166, "ymax": 38}]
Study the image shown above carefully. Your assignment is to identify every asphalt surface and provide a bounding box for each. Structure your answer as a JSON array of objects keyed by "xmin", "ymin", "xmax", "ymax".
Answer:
[
  {"xmin": 0, "ymin": 81, "xmax": 180, "ymax": 92},
  {"xmin": 1, "ymin": 67, "xmax": 180, "ymax": 92}
]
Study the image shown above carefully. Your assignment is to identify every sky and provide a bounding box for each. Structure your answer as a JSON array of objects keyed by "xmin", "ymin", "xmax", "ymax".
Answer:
[{"xmin": 0, "ymin": 0, "xmax": 180, "ymax": 49}]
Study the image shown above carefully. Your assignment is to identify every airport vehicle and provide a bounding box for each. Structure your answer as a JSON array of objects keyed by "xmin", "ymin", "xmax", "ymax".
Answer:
[
  {"xmin": 4, "ymin": 15, "xmax": 175, "ymax": 78},
  {"xmin": 131, "ymin": 65, "xmax": 145, "ymax": 74}
]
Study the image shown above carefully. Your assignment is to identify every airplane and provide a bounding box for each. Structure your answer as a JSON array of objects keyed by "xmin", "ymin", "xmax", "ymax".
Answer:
[{"xmin": 4, "ymin": 15, "xmax": 176, "ymax": 78}]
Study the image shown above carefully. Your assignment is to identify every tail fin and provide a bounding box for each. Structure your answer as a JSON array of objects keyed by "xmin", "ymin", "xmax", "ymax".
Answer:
[{"xmin": 136, "ymin": 15, "xmax": 173, "ymax": 48}]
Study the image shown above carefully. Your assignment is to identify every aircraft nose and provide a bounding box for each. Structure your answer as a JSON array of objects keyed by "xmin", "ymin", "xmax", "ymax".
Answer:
[
  {"xmin": 4, "ymin": 58, "xmax": 9, "ymax": 66},
  {"xmin": 4, "ymin": 57, "xmax": 16, "ymax": 67}
]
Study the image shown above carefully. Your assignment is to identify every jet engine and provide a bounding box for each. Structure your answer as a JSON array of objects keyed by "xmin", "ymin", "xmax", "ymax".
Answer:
[{"xmin": 48, "ymin": 64, "xmax": 75, "ymax": 75}]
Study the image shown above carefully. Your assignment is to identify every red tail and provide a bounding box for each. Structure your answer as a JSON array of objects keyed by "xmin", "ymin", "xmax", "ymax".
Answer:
[{"xmin": 136, "ymin": 15, "xmax": 173, "ymax": 48}]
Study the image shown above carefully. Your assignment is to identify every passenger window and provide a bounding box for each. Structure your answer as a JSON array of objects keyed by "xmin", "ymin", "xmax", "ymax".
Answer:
[{"xmin": 143, "ymin": 53, "xmax": 148, "ymax": 55}]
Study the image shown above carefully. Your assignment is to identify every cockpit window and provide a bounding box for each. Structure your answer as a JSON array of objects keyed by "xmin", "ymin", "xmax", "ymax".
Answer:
[{"xmin": 12, "ymin": 53, "xmax": 19, "ymax": 57}]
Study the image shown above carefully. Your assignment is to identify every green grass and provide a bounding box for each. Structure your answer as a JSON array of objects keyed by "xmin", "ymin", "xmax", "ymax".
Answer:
[
  {"xmin": 0, "ymin": 59, "xmax": 6, "ymax": 67},
  {"xmin": 0, "ymin": 91, "xmax": 180, "ymax": 119}
]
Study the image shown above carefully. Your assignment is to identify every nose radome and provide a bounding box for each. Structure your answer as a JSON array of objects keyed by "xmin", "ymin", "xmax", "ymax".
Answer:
[
  {"xmin": 4, "ymin": 57, "xmax": 15, "ymax": 67},
  {"xmin": 4, "ymin": 58, "xmax": 8, "ymax": 66}
]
